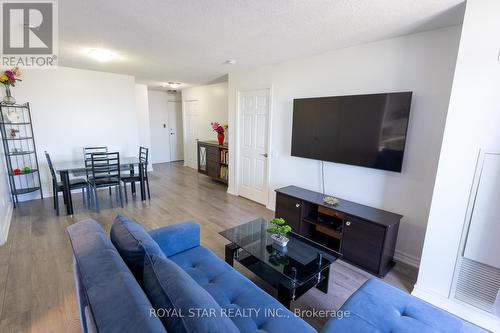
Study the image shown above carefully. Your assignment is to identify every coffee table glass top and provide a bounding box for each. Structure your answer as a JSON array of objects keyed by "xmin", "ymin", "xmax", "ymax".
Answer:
[{"xmin": 219, "ymin": 218, "xmax": 341, "ymax": 286}]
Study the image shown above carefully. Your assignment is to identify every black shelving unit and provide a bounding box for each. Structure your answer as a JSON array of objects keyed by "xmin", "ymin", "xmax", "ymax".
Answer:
[{"xmin": 0, "ymin": 102, "xmax": 43, "ymax": 206}]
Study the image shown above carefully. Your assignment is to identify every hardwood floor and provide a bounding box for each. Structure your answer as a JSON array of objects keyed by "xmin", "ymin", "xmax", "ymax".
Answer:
[{"xmin": 0, "ymin": 162, "xmax": 417, "ymax": 332}]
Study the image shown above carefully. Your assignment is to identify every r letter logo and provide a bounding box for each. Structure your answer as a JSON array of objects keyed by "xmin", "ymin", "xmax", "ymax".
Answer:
[{"xmin": 1, "ymin": 1, "xmax": 58, "ymax": 67}]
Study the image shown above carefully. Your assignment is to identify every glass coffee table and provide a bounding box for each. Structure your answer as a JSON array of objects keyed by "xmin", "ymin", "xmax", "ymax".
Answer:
[{"xmin": 220, "ymin": 218, "xmax": 342, "ymax": 308}]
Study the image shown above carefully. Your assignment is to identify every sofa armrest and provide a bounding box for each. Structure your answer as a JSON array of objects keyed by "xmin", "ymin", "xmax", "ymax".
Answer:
[{"xmin": 148, "ymin": 221, "xmax": 200, "ymax": 257}]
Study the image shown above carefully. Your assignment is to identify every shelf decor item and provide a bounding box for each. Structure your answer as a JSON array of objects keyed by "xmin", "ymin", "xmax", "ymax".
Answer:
[
  {"xmin": 6, "ymin": 110, "xmax": 20, "ymax": 123},
  {"xmin": 323, "ymin": 196, "xmax": 339, "ymax": 206},
  {"xmin": 0, "ymin": 67, "xmax": 22, "ymax": 105},
  {"xmin": 267, "ymin": 218, "xmax": 292, "ymax": 247},
  {"xmin": 0, "ymin": 102, "xmax": 43, "ymax": 207},
  {"xmin": 223, "ymin": 123, "xmax": 228, "ymax": 144},
  {"xmin": 211, "ymin": 121, "xmax": 225, "ymax": 145},
  {"xmin": 9, "ymin": 128, "xmax": 19, "ymax": 138}
]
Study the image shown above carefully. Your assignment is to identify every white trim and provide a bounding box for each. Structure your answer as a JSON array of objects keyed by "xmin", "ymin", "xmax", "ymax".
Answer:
[
  {"xmin": 394, "ymin": 249, "xmax": 420, "ymax": 268},
  {"xmin": 412, "ymin": 285, "xmax": 500, "ymax": 332},
  {"xmin": 0, "ymin": 202, "xmax": 13, "ymax": 246}
]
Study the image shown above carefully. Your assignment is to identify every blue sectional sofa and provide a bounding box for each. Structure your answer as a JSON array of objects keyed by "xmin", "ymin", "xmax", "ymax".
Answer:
[{"xmin": 67, "ymin": 215, "xmax": 487, "ymax": 333}]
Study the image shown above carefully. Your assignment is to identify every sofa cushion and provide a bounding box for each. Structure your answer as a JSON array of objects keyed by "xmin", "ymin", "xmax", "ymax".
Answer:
[
  {"xmin": 169, "ymin": 246, "xmax": 317, "ymax": 333},
  {"xmin": 67, "ymin": 219, "xmax": 166, "ymax": 333},
  {"xmin": 143, "ymin": 253, "xmax": 239, "ymax": 333},
  {"xmin": 110, "ymin": 214, "xmax": 165, "ymax": 284},
  {"xmin": 320, "ymin": 279, "xmax": 487, "ymax": 333},
  {"xmin": 149, "ymin": 221, "xmax": 200, "ymax": 256}
]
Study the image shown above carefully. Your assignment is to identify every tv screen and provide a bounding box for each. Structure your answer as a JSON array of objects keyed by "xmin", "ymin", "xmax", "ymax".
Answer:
[{"xmin": 291, "ymin": 92, "xmax": 412, "ymax": 172}]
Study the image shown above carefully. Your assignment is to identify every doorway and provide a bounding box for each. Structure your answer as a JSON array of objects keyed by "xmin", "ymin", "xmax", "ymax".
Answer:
[
  {"xmin": 238, "ymin": 89, "xmax": 270, "ymax": 205},
  {"xmin": 148, "ymin": 91, "xmax": 184, "ymax": 164},
  {"xmin": 168, "ymin": 101, "xmax": 183, "ymax": 161}
]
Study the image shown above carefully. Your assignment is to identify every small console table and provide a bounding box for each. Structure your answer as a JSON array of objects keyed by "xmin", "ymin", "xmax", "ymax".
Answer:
[
  {"xmin": 275, "ymin": 186, "xmax": 402, "ymax": 276},
  {"xmin": 197, "ymin": 140, "xmax": 228, "ymax": 184}
]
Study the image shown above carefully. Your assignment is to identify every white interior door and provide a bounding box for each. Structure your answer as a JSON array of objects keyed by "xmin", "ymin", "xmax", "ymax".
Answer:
[
  {"xmin": 148, "ymin": 91, "xmax": 171, "ymax": 164},
  {"xmin": 184, "ymin": 100, "xmax": 199, "ymax": 169},
  {"xmin": 168, "ymin": 101, "xmax": 184, "ymax": 161},
  {"xmin": 238, "ymin": 89, "xmax": 270, "ymax": 205}
]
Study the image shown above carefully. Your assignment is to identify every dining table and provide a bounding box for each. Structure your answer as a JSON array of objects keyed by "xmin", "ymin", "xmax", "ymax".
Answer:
[{"xmin": 53, "ymin": 156, "xmax": 146, "ymax": 216}]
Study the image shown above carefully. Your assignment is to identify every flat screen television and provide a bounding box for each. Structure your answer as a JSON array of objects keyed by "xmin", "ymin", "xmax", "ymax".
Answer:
[{"xmin": 291, "ymin": 92, "xmax": 412, "ymax": 172}]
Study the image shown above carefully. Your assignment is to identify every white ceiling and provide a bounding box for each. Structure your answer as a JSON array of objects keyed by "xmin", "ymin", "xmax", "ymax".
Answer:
[{"xmin": 59, "ymin": 0, "xmax": 465, "ymax": 87}]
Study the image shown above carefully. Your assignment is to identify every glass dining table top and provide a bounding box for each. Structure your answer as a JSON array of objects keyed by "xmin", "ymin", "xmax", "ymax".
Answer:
[{"xmin": 53, "ymin": 156, "xmax": 141, "ymax": 173}]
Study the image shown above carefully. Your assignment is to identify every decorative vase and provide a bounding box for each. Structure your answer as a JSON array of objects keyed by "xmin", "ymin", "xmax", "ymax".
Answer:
[
  {"xmin": 271, "ymin": 234, "xmax": 289, "ymax": 247},
  {"xmin": 217, "ymin": 133, "xmax": 225, "ymax": 145},
  {"xmin": 3, "ymin": 86, "xmax": 16, "ymax": 104}
]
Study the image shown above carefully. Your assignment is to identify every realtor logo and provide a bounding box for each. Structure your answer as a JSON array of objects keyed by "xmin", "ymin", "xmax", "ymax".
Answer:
[{"xmin": 1, "ymin": 0, "xmax": 58, "ymax": 67}]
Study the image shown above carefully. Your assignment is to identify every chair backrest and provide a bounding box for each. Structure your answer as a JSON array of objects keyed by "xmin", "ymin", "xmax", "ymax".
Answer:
[
  {"xmin": 45, "ymin": 151, "xmax": 57, "ymax": 183},
  {"xmin": 90, "ymin": 152, "xmax": 120, "ymax": 183},
  {"xmin": 84, "ymin": 147, "xmax": 107, "ymax": 179},
  {"xmin": 84, "ymin": 146, "xmax": 108, "ymax": 158},
  {"xmin": 139, "ymin": 147, "xmax": 149, "ymax": 165}
]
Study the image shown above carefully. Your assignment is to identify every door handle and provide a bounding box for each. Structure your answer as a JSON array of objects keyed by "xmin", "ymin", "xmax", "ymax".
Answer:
[{"xmin": 260, "ymin": 153, "xmax": 268, "ymax": 158}]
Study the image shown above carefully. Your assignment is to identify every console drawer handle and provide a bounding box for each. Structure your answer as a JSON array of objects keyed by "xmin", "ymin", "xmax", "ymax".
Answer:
[{"xmin": 346, "ymin": 221, "xmax": 351, "ymax": 226}]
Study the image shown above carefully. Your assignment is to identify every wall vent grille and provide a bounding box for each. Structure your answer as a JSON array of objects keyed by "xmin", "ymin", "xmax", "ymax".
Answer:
[{"xmin": 454, "ymin": 257, "xmax": 500, "ymax": 314}]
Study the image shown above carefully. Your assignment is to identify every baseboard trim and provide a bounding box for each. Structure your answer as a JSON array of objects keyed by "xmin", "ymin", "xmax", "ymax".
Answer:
[
  {"xmin": 0, "ymin": 202, "xmax": 13, "ymax": 246},
  {"xmin": 226, "ymin": 187, "xmax": 238, "ymax": 196},
  {"xmin": 412, "ymin": 285, "xmax": 500, "ymax": 331},
  {"xmin": 394, "ymin": 250, "xmax": 421, "ymax": 268}
]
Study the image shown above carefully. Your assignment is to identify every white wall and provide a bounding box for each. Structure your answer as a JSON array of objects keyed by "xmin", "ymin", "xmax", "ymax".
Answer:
[
  {"xmin": 181, "ymin": 82, "xmax": 228, "ymax": 168},
  {"xmin": 135, "ymin": 84, "xmax": 151, "ymax": 150},
  {"xmin": 11, "ymin": 66, "xmax": 142, "ymax": 200},
  {"xmin": 228, "ymin": 26, "xmax": 461, "ymax": 266},
  {"xmin": 135, "ymin": 84, "xmax": 154, "ymax": 171},
  {"xmin": 414, "ymin": 1, "xmax": 500, "ymax": 331}
]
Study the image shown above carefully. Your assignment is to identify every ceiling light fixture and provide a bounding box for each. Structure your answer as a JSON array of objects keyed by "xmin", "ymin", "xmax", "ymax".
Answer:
[
  {"xmin": 87, "ymin": 48, "xmax": 117, "ymax": 62},
  {"xmin": 168, "ymin": 82, "xmax": 181, "ymax": 89}
]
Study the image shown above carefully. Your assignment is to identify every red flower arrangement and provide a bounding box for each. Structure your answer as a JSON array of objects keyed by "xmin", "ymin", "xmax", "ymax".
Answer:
[
  {"xmin": 211, "ymin": 122, "xmax": 225, "ymax": 134},
  {"xmin": 211, "ymin": 122, "xmax": 226, "ymax": 145}
]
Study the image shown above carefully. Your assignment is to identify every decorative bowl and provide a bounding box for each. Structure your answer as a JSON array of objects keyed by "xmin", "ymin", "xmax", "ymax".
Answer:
[{"xmin": 271, "ymin": 234, "xmax": 289, "ymax": 247}]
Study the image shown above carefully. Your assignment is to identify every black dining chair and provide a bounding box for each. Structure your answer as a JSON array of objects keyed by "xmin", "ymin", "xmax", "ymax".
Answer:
[
  {"xmin": 45, "ymin": 151, "xmax": 89, "ymax": 216},
  {"xmin": 84, "ymin": 146, "xmax": 115, "ymax": 196},
  {"xmin": 121, "ymin": 147, "xmax": 151, "ymax": 202},
  {"xmin": 88, "ymin": 152, "xmax": 124, "ymax": 212},
  {"xmin": 83, "ymin": 147, "xmax": 108, "ymax": 175}
]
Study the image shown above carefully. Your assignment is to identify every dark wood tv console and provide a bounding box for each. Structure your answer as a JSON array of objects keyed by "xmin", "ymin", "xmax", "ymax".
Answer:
[{"xmin": 275, "ymin": 186, "xmax": 402, "ymax": 276}]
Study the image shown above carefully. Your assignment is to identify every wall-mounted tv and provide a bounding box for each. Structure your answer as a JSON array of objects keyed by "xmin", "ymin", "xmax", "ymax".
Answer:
[{"xmin": 291, "ymin": 92, "xmax": 412, "ymax": 172}]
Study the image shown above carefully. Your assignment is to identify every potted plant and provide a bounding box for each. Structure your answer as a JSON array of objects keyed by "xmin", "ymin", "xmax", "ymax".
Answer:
[
  {"xmin": 0, "ymin": 67, "xmax": 22, "ymax": 104},
  {"xmin": 266, "ymin": 218, "xmax": 292, "ymax": 247},
  {"xmin": 211, "ymin": 121, "xmax": 225, "ymax": 145}
]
